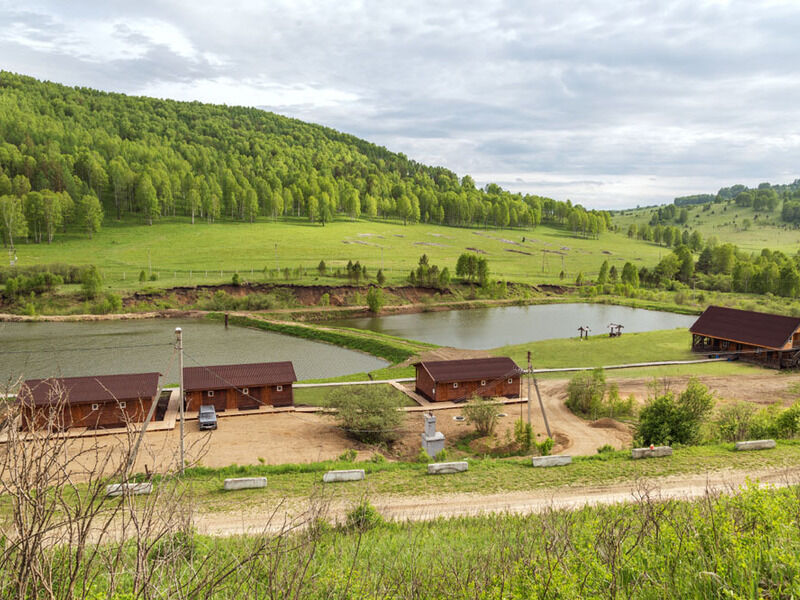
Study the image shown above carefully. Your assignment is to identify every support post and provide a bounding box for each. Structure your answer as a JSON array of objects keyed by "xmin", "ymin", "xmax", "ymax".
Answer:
[
  {"xmin": 526, "ymin": 351, "xmax": 532, "ymax": 427},
  {"xmin": 176, "ymin": 327, "xmax": 185, "ymax": 475}
]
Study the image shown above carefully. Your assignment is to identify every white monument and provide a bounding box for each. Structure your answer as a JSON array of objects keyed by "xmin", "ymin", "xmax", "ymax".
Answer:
[{"xmin": 421, "ymin": 413, "xmax": 445, "ymax": 457}]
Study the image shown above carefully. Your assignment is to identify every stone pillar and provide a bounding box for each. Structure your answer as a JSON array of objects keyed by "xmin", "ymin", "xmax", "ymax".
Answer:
[{"xmin": 421, "ymin": 413, "xmax": 445, "ymax": 457}]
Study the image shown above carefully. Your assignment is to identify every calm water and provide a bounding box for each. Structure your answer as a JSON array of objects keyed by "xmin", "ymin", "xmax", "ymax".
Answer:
[
  {"xmin": 329, "ymin": 303, "xmax": 697, "ymax": 349},
  {"xmin": 0, "ymin": 319, "xmax": 387, "ymax": 383}
]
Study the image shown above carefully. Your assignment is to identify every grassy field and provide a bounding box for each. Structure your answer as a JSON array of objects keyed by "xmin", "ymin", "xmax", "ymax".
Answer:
[
  {"xmin": 494, "ymin": 328, "xmax": 764, "ymax": 379},
  {"xmin": 184, "ymin": 441, "xmax": 800, "ymax": 506},
  {"xmin": 11, "ymin": 215, "xmax": 660, "ymax": 291},
  {"xmin": 614, "ymin": 198, "xmax": 800, "ymax": 253}
]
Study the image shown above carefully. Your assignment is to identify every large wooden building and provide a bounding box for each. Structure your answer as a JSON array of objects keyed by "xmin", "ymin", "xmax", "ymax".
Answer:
[
  {"xmin": 183, "ymin": 361, "xmax": 297, "ymax": 412},
  {"xmin": 18, "ymin": 372, "xmax": 160, "ymax": 430},
  {"xmin": 690, "ymin": 305, "xmax": 800, "ymax": 369},
  {"xmin": 414, "ymin": 357, "xmax": 522, "ymax": 402}
]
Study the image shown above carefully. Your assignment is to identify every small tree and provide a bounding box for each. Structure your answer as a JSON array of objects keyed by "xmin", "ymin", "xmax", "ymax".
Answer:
[
  {"xmin": 317, "ymin": 260, "xmax": 327, "ymax": 276},
  {"xmin": 376, "ymin": 269, "xmax": 386, "ymax": 286},
  {"xmin": 81, "ymin": 265, "xmax": 103, "ymax": 300},
  {"xmin": 463, "ymin": 395, "xmax": 500, "ymax": 437},
  {"xmin": 366, "ymin": 286, "xmax": 384, "ymax": 314},
  {"xmin": 325, "ymin": 386, "xmax": 405, "ymax": 444},
  {"xmin": 566, "ymin": 368, "xmax": 606, "ymax": 417}
]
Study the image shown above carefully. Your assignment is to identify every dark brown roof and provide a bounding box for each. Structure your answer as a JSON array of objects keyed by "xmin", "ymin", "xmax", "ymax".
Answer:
[
  {"xmin": 20, "ymin": 372, "xmax": 160, "ymax": 407},
  {"xmin": 690, "ymin": 305, "xmax": 800, "ymax": 350},
  {"xmin": 183, "ymin": 362, "xmax": 297, "ymax": 392},
  {"xmin": 414, "ymin": 357, "xmax": 522, "ymax": 383}
]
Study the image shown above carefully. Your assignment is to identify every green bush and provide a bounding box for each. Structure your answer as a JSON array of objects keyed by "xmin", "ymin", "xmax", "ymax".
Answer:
[
  {"xmin": 81, "ymin": 266, "xmax": 103, "ymax": 300},
  {"xmin": 337, "ymin": 449, "xmax": 358, "ymax": 462},
  {"xmin": 344, "ymin": 500, "xmax": 383, "ymax": 533},
  {"xmin": 325, "ymin": 386, "xmax": 405, "ymax": 445},
  {"xmin": 566, "ymin": 369, "xmax": 635, "ymax": 420},
  {"xmin": 513, "ymin": 418, "xmax": 533, "ymax": 452},
  {"xmin": 637, "ymin": 378, "xmax": 714, "ymax": 446},
  {"xmin": 366, "ymin": 286, "xmax": 384, "ymax": 313},
  {"xmin": 463, "ymin": 395, "xmax": 500, "ymax": 437},
  {"xmin": 535, "ymin": 437, "xmax": 554, "ymax": 456}
]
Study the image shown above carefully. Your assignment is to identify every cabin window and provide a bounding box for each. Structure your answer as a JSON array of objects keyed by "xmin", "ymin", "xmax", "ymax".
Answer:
[
  {"xmin": 276, "ymin": 385, "xmax": 283, "ymax": 392},
  {"xmin": 481, "ymin": 380, "xmax": 487, "ymax": 386},
  {"xmin": 453, "ymin": 382, "xmax": 459, "ymax": 389},
  {"xmin": 119, "ymin": 401, "xmax": 126, "ymax": 409},
  {"xmin": 91, "ymin": 403, "xmax": 99, "ymax": 411},
  {"xmin": 508, "ymin": 378, "xmax": 513, "ymax": 384},
  {"xmin": 242, "ymin": 388, "xmax": 249, "ymax": 395},
  {"xmin": 207, "ymin": 390, "xmax": 215, "ymax": 397}
]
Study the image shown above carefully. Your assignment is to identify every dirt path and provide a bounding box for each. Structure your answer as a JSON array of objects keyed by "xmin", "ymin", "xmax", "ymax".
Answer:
[{"xmin": 195, "ymin": 466, "xmax": 800, "ymax": 536}]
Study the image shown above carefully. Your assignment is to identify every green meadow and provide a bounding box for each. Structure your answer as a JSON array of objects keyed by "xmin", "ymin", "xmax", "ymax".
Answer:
[
  {"xmin": 614, "ymin": 199, "xmax": 800, "ymax": 253},
  {"xmin": 11, "ymin": 215, "xmax": 660, "ymax": 291}
]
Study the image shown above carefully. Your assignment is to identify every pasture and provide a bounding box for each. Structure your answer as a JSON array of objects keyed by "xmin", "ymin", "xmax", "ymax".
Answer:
[{"xmin": 10, "ymin": 216, "xmax": 661, "ymax": 291}]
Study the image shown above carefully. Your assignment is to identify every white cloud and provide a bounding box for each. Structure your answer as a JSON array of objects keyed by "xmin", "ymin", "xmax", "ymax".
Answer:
[{"xmin": 1, "ymin": 0, "xmax": 799, "ymax": 208}]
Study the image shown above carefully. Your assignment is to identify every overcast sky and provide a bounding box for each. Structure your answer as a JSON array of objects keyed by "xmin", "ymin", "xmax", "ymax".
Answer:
[{"xmin": 2, "ymin": 1, "xmax": 799, "ymax": 209}]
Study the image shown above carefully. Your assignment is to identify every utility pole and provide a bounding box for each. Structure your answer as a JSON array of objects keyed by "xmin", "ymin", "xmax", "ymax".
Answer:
[
  {"xmin": 274, "ymin": 243, "xmax": 279, "ymax": 273},
  {"xmin": 528, "ymin": 350, "xmax": 551, "ymax": 438},
  {"xmin": 527, "ymin": 351, "xmax": 533, "ymax": 427},
  {"xmin": 176, "ymin": 327, "xmax": 185, "ymax": 475}
]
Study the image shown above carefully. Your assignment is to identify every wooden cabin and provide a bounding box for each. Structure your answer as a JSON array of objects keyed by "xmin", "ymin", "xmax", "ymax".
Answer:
[
  {"xmin": 17, "ymin": 372, "xmax": 160, "ymax": 430},
  {"xmin": 183, "ymin": 361, "xmax": 297, "ymax": 412},
  {"xmin": 690, "ymin": 305, "xmax": 800, "ymax": 369},
  {"xmin": 414, "ymin": 357, "xmax": 522, "ymax": 402}
]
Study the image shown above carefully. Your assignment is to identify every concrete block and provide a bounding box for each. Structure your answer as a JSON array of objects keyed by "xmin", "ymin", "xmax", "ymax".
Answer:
[
  {"xmin": 631, "ymin": 446, "xmax": 672, "ymax": 459},
  {"xmin": 427, "ymin": 461, "xmax": 469, "ymax": 475},
  {"xmin": 106, "ymin": 482, "xmax": 153, "ymax": 497},
  {"xmin": 532, "ymin": 455, "xmax": 572, "ymax": 468},
  {"xmin": 323, "ymin": 469, "xmax": 365, "ymax": 483},
  {"xmin": 224, "ymin": 477, "xmax": 267, "ymax": 491},
  {"xmin": 734, "ymin": 439, "xmax": 776, "ymax": 451}
]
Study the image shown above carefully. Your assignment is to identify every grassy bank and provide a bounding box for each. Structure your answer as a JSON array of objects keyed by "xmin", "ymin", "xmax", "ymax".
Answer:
[
  {"xmin": 293, "ymin": 384, "xmax": 416, "ymax": 407},
  {"xmin": 495, "ymin": 328, "xmax": 764, "ymax": 378},
  {"xmin": 212, "ymin": 313, "xmax": 435, "ymax": 365}
]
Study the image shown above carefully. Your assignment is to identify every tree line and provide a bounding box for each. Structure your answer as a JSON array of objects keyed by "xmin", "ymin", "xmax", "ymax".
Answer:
[{"xmin": 0, "ymin": 71, "xmax": 609, "ymax": 246}]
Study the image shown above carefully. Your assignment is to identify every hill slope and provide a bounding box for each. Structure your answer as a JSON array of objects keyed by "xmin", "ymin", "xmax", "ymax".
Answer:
[{"xmin": 0, "ymin": 71, "xmax": 607, "ymax": 243}]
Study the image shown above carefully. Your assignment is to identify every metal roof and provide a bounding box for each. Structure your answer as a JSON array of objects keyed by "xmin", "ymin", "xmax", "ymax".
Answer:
[
  {"xmin": 20, "ymin": 372, "xmax": 160, "ymax": 407},
  {"xmin": 690, "ymin": 305, "xmax": 800, "ymax": 350},
  {"xmin": 183, "ymin": 361, "xmax": 297, "ymax": 392},
  {"xmin": 415, "ymin": 357, "xmax": 522, "ymax": 383}
]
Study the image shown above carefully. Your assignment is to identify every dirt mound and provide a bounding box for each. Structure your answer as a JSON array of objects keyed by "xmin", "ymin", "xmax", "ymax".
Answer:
[{"xmin": 590, "ymin": 418, "xmax": 631, "ymax": 433}]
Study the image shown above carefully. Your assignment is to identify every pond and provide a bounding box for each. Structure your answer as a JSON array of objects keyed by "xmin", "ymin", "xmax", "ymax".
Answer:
[
  {"xmin": 328, "ymin": 303, "xmax": 697, "ymax": 349},
  {"xmin": 0, "ymin": 318, "xmax": 388, "ymax": 383}
]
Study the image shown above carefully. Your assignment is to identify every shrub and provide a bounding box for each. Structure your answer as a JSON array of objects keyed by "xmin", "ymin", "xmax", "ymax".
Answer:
[
  {"xmin": 231, "ymin": 273, "xmax": 240, "ymax": 286},
  {"xmin": 344, "ymin": 500, "xmax": 382, "ymax": 533},
  {"xmin": 366, "ymin": 286, "xmax": 384, "ymax": 314},
  {"xmin": 513, "ymin": 418, "xmax": 533, "ymax": 452},
  {"xmin": 369, "ymin": 452, "xmax": 386, "ymax": 464},
  {"xmin": 337, "ymin": 449, "xmax": 357, "ymax": 462},
  {"xmin": 463, "ymin": 395, "xmax": 500, "ymax": 437},
  {"xmin": 319, "ymin": 292, "xmax": 330, "ymax": 306},
  {"xmin": 597, "ymin": 444, "xmax": 615, "ymax": 454},
  {"xmin": 535, "ymin": 437, "xmax": 554, "ymax": 456},
  {"xmin": 417, "ymin": 448, "xmax": 432, "ymax": 463},
  {"xmin": 139, "ymin": 270, "xmax": 146, "ymax": 282},
  {"xmin": 715, "ymin": 402, "xmax": 756, "ymax": 442},
  {"xmin": 637, "ymin": 378, "xmax": 714, "ymax": 446},
  {"xmin": 325, "ymin": 386, "xmax": 405, "ymax": 445},
  {"xmin": 81, "ymin": 266, "xmax": 103, "ymax": 299},
  {"xmin": 566, "ymin": 368, "xmax": 606, "ymax": 416}
]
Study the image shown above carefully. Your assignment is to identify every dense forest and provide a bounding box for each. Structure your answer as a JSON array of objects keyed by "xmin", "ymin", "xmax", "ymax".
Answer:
[{"xmin": 0, "ymin": 72, "xmax": 609, "ymax": 248}]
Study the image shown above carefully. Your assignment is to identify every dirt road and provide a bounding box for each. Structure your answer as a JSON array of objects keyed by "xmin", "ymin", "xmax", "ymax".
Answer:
[{"xmin": 195, "ymin": 466, "xmax": 800, "ymax": 536}]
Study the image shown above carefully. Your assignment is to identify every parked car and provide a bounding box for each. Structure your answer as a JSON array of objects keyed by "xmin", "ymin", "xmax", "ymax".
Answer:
[{"xmin": 198, "ymin": 405, "xmax": 217, "ymax": 430}]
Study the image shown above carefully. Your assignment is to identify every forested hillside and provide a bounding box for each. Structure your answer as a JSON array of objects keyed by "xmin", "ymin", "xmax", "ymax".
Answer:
[{"xmin": 0, "ymin": 71, "xmax": 608, "ymax": 247}]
